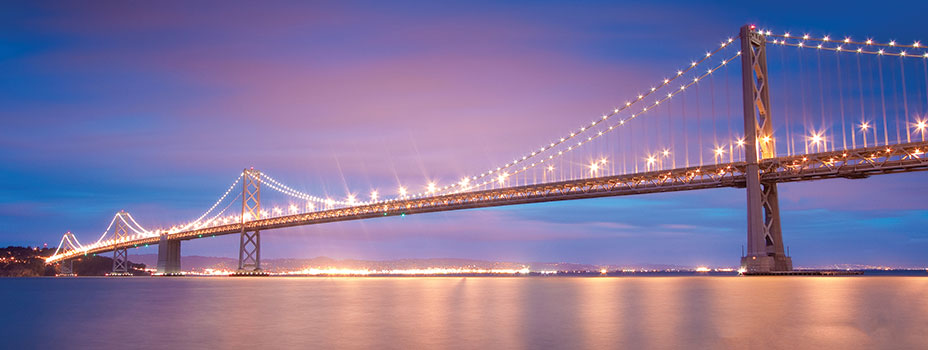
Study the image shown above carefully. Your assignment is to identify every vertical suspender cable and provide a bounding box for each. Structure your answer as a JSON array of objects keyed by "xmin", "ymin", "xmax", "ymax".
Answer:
[
  {"xmin": 900, "ymin": 56, "xmax": 911, "ymax": 143},
  {"xmin": 836, "ymin": 51, "xmax": 848, "ymax": 150},
  {"xmin": 878, "ymin": 55, "xmax": 890, "ymax": 145}
]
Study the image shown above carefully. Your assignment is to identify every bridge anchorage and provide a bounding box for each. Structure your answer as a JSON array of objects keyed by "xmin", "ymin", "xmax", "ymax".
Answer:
[
  {"xmin": 156, "ymin": 233, "xmax": 182, "ymax": 276},
  {"xmin": 738, "ymin": 25, "xmax": 791, "ymax": 272}
]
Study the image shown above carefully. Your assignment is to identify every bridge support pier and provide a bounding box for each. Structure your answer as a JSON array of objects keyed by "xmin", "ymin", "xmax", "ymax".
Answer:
[
  {"xmin": 156, "ymin": 235, "xmax": 182, "ymax": 275},
  {"xmin": 112, "ymin": 247, "xmax": 130, "ymax": 275},
  {"xmin": 741, "ymin": 180, "xmax": 792, "ymax": 272},
  {"xmin": 739, "ymin": 24, "xmax": 791, "ymax": 272},
  {"xmin": 58, "ymin": 259, "xmax": 74, "ymax": 276},
  {"xmin": 236, "ymin": 230, "xmax": 264, "ymax": 275}
]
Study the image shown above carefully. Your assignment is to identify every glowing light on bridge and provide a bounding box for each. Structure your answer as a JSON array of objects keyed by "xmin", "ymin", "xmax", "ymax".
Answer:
[
  {"xmin": 810, "ymin": 133, "xmax": 824, "ymax": 144},
  {"xmin": 497, "ymin": 172, "xmax": 509, "ymax": 184},
  {"xmin": 915, "ymin": 119, "xmax": 927, "ymax": 141},
  {"xmin": 713, "ymin": 147, "xmax": 726, "ymax": 162}
]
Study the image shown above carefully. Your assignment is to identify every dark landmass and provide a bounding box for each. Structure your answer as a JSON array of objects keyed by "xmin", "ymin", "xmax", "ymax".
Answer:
[{"xmin": 0, "ymin": 246, "xmax": 147, "ymax": 277}]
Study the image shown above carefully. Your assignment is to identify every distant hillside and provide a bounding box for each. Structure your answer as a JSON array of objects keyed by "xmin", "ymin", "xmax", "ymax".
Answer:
[
  {"xmin": 0, "ymin": 246, "xmax": 147, "ymax": 276},
  {"xmin": 129, "ymin": 254, "xmax": 680, "ymax": 272}
]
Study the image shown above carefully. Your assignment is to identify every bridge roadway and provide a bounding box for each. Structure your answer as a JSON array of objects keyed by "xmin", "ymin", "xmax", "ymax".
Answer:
[{"xmin": 47, "ymin": 141, "xmax": 928, "ymax": 263}]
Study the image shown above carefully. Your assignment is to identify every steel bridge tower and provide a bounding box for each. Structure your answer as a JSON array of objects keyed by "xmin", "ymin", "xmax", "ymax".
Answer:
[
  {"xmin": 739, "ymin": 25, "xmax": 792, "ymax": 272},
  {"xmin": 57, "ymin": 231, "xmax": 78, "ymax": 276},
  {"xmin": 237, "ymin": 168, "xmax": 265, "ymax": 275},
  {"xmin": 112, "ymin": 210, "xmax": 131, "ymax": 275}
]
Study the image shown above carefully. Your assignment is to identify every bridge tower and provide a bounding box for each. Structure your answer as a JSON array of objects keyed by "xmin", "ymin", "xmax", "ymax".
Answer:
[
  {"xmin": 739, "ymin": 25, "xmax": 792, "ymax": 272},
  {"xmin": 237, "ymin": 168, "xmax": 265, "ymax": 275},
  {"xmin": 57, "ymin": 231, "xmax": 79, "ymax": 276},
  {"xmin": 112, "ymin": 210, "xmax": 132, "ymax": 275}
]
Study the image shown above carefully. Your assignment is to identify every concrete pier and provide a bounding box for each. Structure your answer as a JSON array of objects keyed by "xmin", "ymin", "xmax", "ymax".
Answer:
[{"xmin": 156, "ymin": 235, "xmax": 181, "ymax": 275}]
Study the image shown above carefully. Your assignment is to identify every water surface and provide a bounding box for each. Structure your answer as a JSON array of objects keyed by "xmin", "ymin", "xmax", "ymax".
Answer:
[{"xmin": 2, "ymin": 276, "xmax": 926, "ymax": 349}]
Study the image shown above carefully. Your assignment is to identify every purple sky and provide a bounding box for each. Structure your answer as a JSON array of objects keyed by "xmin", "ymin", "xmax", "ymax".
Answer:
[{"xmin": 2, "ymin": 1, "xmax": 927, "ymax": 267}]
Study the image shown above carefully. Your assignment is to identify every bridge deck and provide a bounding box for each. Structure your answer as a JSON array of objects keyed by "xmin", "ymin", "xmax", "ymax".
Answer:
[{"xmin": 47, "ymin": 141, "xmax": 928, "ymax": 263}]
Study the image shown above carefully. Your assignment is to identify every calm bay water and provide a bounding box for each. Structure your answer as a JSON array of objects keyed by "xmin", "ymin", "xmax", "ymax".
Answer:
[{"xmin": 2, "ymin": 276, "xmax": 927, "ymax": 349}]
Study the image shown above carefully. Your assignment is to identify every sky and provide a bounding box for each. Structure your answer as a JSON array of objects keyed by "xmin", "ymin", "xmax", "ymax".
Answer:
[{"xmin": 1, "ymin": 0, "xmax": 927, "ymax": 267}]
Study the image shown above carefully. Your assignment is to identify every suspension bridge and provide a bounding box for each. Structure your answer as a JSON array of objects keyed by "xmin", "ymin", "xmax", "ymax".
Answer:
[{"xmin": 46, "ymin": 25, "xmax": 928, "ymax": 275}]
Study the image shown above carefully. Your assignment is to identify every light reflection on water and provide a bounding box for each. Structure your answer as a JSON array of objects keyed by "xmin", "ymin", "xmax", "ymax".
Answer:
[{"xmin": 2, "ymin": 277, "xmax": 926, "ymax": 349}]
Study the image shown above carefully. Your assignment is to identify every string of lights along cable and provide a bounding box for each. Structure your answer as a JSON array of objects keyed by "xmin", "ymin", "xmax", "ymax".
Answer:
[{"xmin": 46, "ymin": 25, "xmax": 928, "ymax": 268}]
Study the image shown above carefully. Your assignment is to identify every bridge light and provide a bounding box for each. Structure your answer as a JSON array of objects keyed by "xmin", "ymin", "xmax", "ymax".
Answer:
[
  {"xmin": 662, "ymin": 149, "xmax": 670, "ymax": 157},
  {"xmin": 427, "ymin": 182, "xmax": 436, "ymax": 194},
  {"xmin": 714, "ymin": 147, "xmax": 726, "ymax": 157},
  {"xmin": 306, "ymin": 202, "xmax": 315, "ymax": 211},
  {"xmin": 288, "ymin": 204, "xmax": 298, "ymax": 214},
  {"xmin": 273, "ymin": 207, "xmax": 283, "ymax": 215},
  {"xmin": 547, "ymin": 165, "xmax": 555, "ymax": 172},
  {"xmin": 347, "ymin": 194, "xmax": 357, "ymax": 205},
  {"xmin": 859, "ymin": 122, "xmax": 870, "ymax": 130},
  {"xmin": 599, "ymin": 158, "xmax": 608, "ymax": 165},
  {"xmin": 915, "ymin": 120, "xmax": 927, "ymax": 131},
  {"xmin": 497, "ymin": 172, "xmax": 509, "ymax": 184},
  {"xmin": 736, "ymin": 138, "xmax": 745, "ymax": 147}
]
